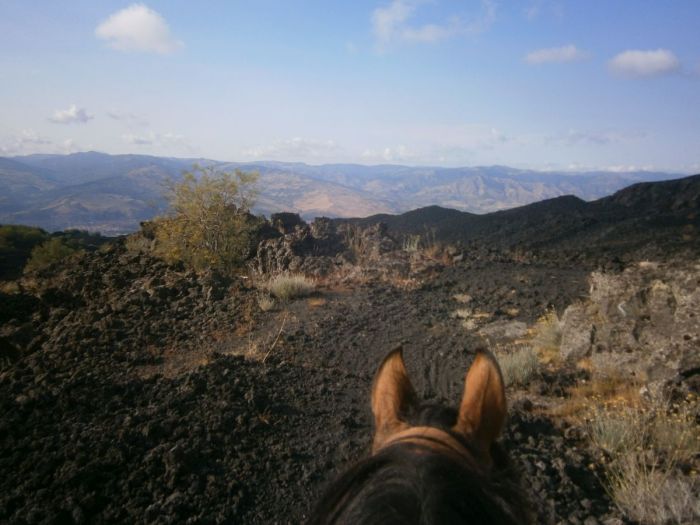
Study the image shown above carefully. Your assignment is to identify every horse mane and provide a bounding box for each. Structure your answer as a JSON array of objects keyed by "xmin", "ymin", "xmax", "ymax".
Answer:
[{"xmin": 309, "ymin": 403, "xmax": 532, "ymax": 525}]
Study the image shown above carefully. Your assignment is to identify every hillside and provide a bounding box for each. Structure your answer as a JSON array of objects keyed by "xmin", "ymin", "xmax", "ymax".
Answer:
[
  {"xmin": 0, "ymin": 152, "xmax": 680, "ymax": 234},
  {"xmin": 341, "ymin": 174, "xmax": 700, "ymax": 261}
]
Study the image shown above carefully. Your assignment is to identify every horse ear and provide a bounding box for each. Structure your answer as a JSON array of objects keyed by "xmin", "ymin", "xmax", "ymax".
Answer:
[
  {"xmin": 453, "ymin": 349, "xmax": 507, "ymax": 460},
  {"xmin": 371, "ymin": 347, "xmax": 417, "ymax": 451}
]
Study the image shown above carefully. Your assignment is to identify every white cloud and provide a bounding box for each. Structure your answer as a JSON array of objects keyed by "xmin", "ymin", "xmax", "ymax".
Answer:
[
  {"xmin": 523, "ymin": 1, "xmax": 564, "ymax": 21},
  {"xmin": 608, "ymin": 49, "xmax": 680, "ymax": 78},
  {"xmin": 547, "ymin": 128, "xmax": 647, "ymax": 147},
  {"xmin": 0, "ymin": 130, "xmax": 81, "ymax": 155},
  {"xmin": 371, "ymin": 0, "xmax": 495, "ymax": 48},
  {"xmin": 361, "ymin": 145, "xmax": 414, "ymax": 163},
  {"xmin": 243, "ymin": 137, "xmax": 341, "ymax": 160},
  {"xmin": 525, "ymin": 44, "xmax": 588, "ymax": 64},
  {"xmin": 95, "ymin": 4, "xmax": 183, "ymax": 54},
  {"xmin": 107, "ymin": 110, "xmax": 149, "ymax": 127},
  {"xmin": 49, "ymin": 104, "xmax": 93, "ymax": 124},
  {"xmin": 122, "ymin": 131, "xmax": 192, "ymax": 151}
]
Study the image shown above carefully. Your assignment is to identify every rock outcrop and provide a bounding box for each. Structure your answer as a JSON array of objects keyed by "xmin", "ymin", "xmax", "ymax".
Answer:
[{"xmin": 559, "ymin": 261, "xmax": 700, "ymax": 393}]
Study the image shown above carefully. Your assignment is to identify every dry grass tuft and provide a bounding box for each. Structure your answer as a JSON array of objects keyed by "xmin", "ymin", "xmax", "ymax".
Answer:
[
  {"xmin": 307, "ymin": 297, "xmax": 327, "ymax": 308},
  {"xmin": 452, "ymin": 293, "xmax": 472, "ymax": 304},
  {"xmin": 554, "ymin": 369, "xmax": 642, "ymax": 420},
  {"xmin": 496, "ymin": 345, "xmax": 540, "ymax": 388},
  {"xmin": 607, "ymin": 451, "xmax": 699, "ymax": 524},
  {"xmin": 583, "ymin": 393, "xmax": 700, "ymax": 524},
  {"xmin": 264, "ymin": 273, "xmax": 315, "ymax": 301},
  {"xmin": 587, "ymin": 405, "xmax": 645, "ymax": 455},
  {"xmin": 529, "ymin": 308, "xmax": 562, "ymax": 364},
  {"xmin": 257, "ymin": 293, "xmax": 276, "ymax": 312},
  {"xmin": 648, "ymin": 397, "xmax": 700, "ymax": 463}
]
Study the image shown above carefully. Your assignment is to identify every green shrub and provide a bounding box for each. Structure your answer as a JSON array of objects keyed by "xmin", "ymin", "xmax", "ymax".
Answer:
[
  {"xmin": 154, "ymin": 165, "xmax": 258, "ymax": 274},
  {"xmin": 24, "ymin": 238, "xmax": 77, "ymax": 273}
]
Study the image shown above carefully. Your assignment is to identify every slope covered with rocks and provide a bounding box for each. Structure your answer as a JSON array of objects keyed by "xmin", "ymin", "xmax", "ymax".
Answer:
[{"xmin": 1, "ymin": 175, "xmax": 698, "ymax": 524}]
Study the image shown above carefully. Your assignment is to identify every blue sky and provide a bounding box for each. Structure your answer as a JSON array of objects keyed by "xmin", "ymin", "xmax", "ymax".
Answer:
[{"xmin": 1, "ymin": 1, "xmax": 698, "ymax": 172}]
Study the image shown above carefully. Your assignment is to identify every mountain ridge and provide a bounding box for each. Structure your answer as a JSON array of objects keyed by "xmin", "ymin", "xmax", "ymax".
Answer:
[{"xmin": 0, "ymin": 152, "xmax": 686, "ymax": 234}]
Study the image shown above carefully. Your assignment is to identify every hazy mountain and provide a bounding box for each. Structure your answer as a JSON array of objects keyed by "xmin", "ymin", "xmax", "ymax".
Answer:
[{"xmin": 0, "ymin": 152, "xmax": 682, "ymax": 234}]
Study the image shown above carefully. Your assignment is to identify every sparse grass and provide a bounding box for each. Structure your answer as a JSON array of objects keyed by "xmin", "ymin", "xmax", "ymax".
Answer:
[
  {"xmin": 125, "ymin": 233, "xmax": 155, "ymax": 254},
  {"xmin": 648, "ymin": 397, "xmax": 700, "ymax": 463},
  {"xmin": 587, "ymin": 405, "xmax": 645, "ymax": 455},
  {"xmin": 496, "ymin": 345, "xmax": 540, "ymax": 387},
  {"xmin": 264, "ymin": 273, "xmax": 315, "ymax": 301},
  {"xmin": 530, "ymin": 308, "xmax": 562, "ymax": 364},
  {"xmin": 452, "ymin": 308, "xmax": 472, "ymax": 319},
  {"xmin": 257, "ymin": 293, "xmax": 276, "ymax": 312},
  {"xmin": 402, "ymin": 234, "xmax": 421, "ymax": 253},
  {"xmin": 553, "ymin": 369, "xmax": 642, "ymax": 420},
  {"xmin": 582, "ymin": 393, "xmax": 700, "ymax": 524},
  {"xmin": 452, "ymin": 293, "xmax": 472, "ymax": 304},
  {"xmin": 607, "ymin": 450, "xmax": 699, "ymax": 524},
  {"xmin": 452, "ymin": 307, "xmax": 491, "ymax": 330}
]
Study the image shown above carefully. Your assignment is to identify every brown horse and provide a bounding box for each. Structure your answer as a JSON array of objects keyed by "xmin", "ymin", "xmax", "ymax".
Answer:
[{"xmin": 310, "ymin": 347, "xmax": 532, "ymax": 524}]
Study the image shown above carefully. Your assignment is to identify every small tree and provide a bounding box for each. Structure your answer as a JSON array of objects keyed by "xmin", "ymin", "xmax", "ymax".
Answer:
[
  {"xmin": 24, "ymin": 237, "xmax": 77, "ymax": 273},
  {"xmin": 155, "ymin": 165, "xmax": 259, "ymax": 274}
]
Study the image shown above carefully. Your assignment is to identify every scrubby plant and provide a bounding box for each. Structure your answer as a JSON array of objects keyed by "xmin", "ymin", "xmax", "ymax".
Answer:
[
  {"xmin": 257, "ymin": 293, "xmax": 276, "ymax": 312},
  {"xmin": 402, "ymin": 234, "xmax": 421, "ymax": 253},
  {"xmin": 587, "ymin": 405, "xmax": 645, "ymax": 455},
  {"xmin": 607, "ymin": 450, "xmax": 699, "ymax": 524},
  {"xmin": 264, "ymin": 273, "xmax": 315, "ymax": 301},
  {"xmin": 124, "ymin": 232, "xmax": 156, "ymax": 254},
  {"xmin": 530, "ymin": 308, "xmax": 562, "ymax": 363},
  {"xmin": 154, "ymin": 165, "xmax": 258, "ymax": 274},
  {"xmin": 0, "ymin": 224, "xmax": 49, "ymax": 279},
  {"xmin": 585, "ymin": 394, "xmax": 700, "ymax": 524},
  {"xmin": 497, "ymin": 346, "xmax": 540, "ymax": 387},
  {"xmin": 23, "ymin": 237, "xmax": 78, "ymax": 273}
]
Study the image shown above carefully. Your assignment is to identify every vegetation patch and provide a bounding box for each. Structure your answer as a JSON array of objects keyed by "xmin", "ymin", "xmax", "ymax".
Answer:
[
  {"xmin": 585, "ymin": 394, "xmax": 700, "ymax": 524},
  {"xmin": 154, "ymin": 165, "xmax": 259, "ymax": 275},
  {"xmin": 496, "ymin": 345, "xmax": 540, "ymax": 387},
  {"xmin": 530, "ymin": 308, "xmax": 562, "ymax": 364},
  {"xmin": 24, "ymin": 237, "xmax": 79, "ymax": 273},
  {"xmin": 264, "ymin": 273, "xmax": 315, "ymax": 301}
]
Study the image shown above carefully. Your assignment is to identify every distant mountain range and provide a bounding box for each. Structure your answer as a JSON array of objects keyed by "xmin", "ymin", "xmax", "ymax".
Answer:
[
  {"xmin": 340, "ymin": 174, "xmax": 700, "ymax": 259},
  {"xmin": 0, "ymin": 151, "xmax": 685, "ymax": 234}
]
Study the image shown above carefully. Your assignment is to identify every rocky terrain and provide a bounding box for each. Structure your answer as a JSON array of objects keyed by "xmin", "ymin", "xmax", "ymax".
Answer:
[{"xmin": 1, "ymin": 175, "xmax": 699, "ymax": 524}]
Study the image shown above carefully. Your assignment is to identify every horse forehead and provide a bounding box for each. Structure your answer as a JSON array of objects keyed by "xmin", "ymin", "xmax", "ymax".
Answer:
[{"xmin": 378, "ymin": 426, "xmax": 484, "ymax": 469}]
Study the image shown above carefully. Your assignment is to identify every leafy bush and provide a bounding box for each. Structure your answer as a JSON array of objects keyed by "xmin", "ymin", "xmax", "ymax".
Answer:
[
  {"xmin": 0, "ymin": 225, "xmax": 49, "ymax": 279},
  {"xmin": 24, "ymin": 238, "xmax": 78, "ymax": 273},
  {"xmin": 264, "ymin": 274, "xmax": 315, "ymax": 301},
  {"xmin": 154, "ymin": 165, "xmax": 258, "ymax": 274}
]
